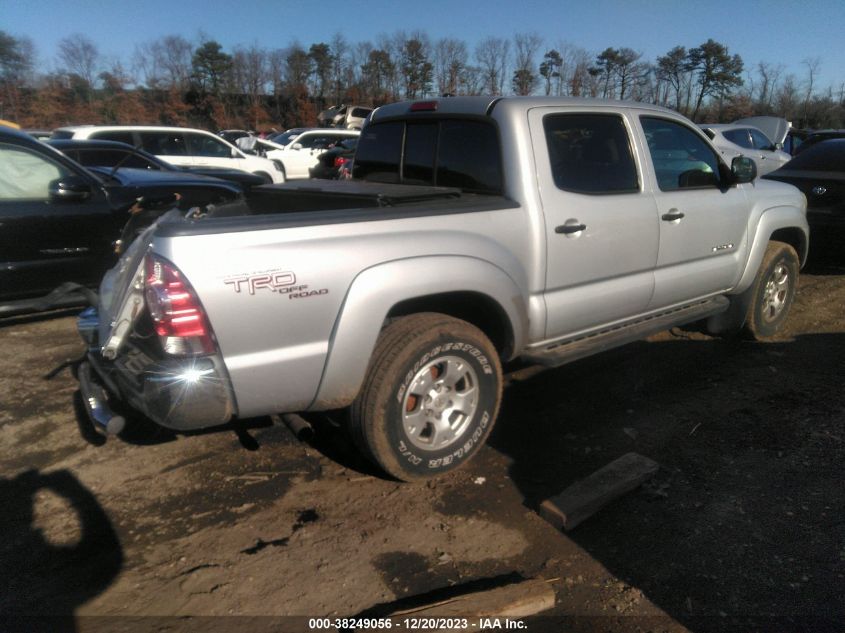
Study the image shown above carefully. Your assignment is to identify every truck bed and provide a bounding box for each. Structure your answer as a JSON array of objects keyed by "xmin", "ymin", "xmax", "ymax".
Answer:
[{"xmin": 155, "ymin": 180, "xmax": 518, "ymax": 237}]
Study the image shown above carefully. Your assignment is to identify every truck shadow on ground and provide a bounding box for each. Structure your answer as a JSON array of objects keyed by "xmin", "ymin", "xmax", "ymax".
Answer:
[
  {"xmin": 489, "ymin": 332, "xmax": 844, "ymax": 631},
  {"xmin": 0, "ymin": 469, "xmax": 123, "ymax": 633}
]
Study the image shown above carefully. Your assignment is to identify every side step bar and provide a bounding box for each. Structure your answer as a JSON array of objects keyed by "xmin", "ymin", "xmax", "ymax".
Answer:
[{"xmin": 522, "ymin": 296, "xmax": 730, "ymax": 368}]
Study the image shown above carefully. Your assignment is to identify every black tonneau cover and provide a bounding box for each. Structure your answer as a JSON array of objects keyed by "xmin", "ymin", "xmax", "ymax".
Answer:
[
  {"xmin": 154, "ymin": 180, "xmax": 516, "ymax": 238},
  {"xmin": 247, "ymin": 180, "xmax": 463, "ymax": 213}
]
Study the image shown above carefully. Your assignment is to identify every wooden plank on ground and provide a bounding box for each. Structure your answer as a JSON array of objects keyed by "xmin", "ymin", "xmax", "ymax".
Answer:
[
  {"xmin": 539, "ymin": 452, "xmax": 660, "ymax": 531},
  {"xmin": 386, "ymin": 578, "xmax": 555, "ymax": 620}
]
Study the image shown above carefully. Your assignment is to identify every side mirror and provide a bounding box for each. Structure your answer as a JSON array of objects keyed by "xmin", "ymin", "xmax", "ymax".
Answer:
[
  {"xmin": 292, "ymin": 143, "xmax": 303, "ymax": 151},
  {"xmin": 730, "ymin": 156, "xmax": 757, "ymax": 184},
  {"xmin": 49, "ymin": 175, "xmax": 93, "ymax": 202}
]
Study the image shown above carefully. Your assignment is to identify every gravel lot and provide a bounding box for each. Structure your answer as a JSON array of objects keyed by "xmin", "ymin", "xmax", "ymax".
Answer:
[{"xmin": 1, "ymin": 257, "xmax": 843, "ymax": 633}]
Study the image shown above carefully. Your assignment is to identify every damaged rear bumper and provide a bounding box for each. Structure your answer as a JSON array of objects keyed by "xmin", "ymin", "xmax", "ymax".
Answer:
[{"xmin": 77, "ymin": 308, "xmax": 235, "ymax": 432}]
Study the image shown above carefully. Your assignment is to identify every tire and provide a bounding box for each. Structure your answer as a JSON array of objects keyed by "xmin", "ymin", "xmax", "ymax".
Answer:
[
  {"xmin": 743, "ymin": 240, "xmax": 799, "ymax": 340},
  {"xmin": 349, "ymin": 313, "xmax": 502, "ymax": 481},
  {"xmin": 254, "ymin": 171, "xmax": 273, "ymax": 184}
]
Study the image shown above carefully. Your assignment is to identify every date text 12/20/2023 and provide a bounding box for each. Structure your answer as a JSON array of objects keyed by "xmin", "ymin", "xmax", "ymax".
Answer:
[{"xmin": 307, "ymin": 617, "xmax": 528, "ymax": 630}]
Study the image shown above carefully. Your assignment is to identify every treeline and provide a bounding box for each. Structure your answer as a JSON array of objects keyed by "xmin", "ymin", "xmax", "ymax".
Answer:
[{"xmin": 1, "ymin": 29, "xmax": 844, "ymax": 132}]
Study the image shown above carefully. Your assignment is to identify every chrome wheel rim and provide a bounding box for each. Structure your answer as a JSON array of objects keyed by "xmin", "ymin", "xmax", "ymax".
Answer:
[
  {"xmin": 401, "ymin": 355, "xmax": 479, "ymax": 451},
  {"xmin": 762, "ymin": 261, "xmax": 791, "ymax": 322}
]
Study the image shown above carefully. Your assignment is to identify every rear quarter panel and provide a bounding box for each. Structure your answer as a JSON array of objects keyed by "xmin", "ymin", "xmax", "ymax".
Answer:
[{"xmin": 154, "ymin": 205, "xmax": 535, "ymax": 417}]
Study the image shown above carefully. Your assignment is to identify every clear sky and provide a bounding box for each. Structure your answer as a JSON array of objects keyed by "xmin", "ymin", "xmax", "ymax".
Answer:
[{"xmin": 4, "ymin": 0, "xmax": 845, "ymax": 93}]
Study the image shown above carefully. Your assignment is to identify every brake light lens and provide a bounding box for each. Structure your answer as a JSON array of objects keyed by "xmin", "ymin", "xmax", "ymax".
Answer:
[
  {"xmin": 333, "ymin": 156, "xmax": 349, "ymax": 168},
  {"xmin": 144, "ymin": 255, "xmax": 215, "ymax": 355},
  {"xmin": 410, "ymin": 101, "xmax": 438, "ymax": 112}
]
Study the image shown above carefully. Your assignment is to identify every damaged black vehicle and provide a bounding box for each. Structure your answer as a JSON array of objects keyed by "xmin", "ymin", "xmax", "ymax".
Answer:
[{"xmin": 0, "ymin": 125, "xmax": 242, "ymax": 316}]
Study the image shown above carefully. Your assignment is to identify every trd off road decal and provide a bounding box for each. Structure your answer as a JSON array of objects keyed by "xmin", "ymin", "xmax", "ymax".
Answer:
[{"xmin": 223, "ymin": 269, "xmax": 328, "ymax": 300}]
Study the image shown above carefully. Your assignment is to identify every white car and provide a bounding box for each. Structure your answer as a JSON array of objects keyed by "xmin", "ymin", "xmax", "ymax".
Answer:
[
  {"xmin": 699, "ymin": 123, "xmax": 791, "ymax": 176},
  {"xmin": 254, "ymin": 128, "xmax": 360, "ymax": 180},
  {"xmin": 50, "ymin": 125, "xmax": 286, "ymax": 184}
]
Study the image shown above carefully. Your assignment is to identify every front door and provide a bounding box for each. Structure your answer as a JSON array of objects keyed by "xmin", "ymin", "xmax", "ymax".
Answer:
[
  {"xmin": 638, "ymin": 116, "xmax": 751, "ymax": 309},
  {"xmin": 0, "ymin": 141, "xmax": 114, "ymax": 300}
]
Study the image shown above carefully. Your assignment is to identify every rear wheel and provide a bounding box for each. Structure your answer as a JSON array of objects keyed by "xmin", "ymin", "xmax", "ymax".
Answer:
[
  {"xmin": 349, "ymin": 313, "xmax": 502, "ymax": 481},
  {"xmin": 744, "ymin": 240, "xmax": 799, "ymax": 340}
]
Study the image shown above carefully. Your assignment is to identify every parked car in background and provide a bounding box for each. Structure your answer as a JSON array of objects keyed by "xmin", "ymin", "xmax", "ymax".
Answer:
[
  {"xmin": 266, "ymin": 128, "xmax": 308, "ymax": 146},
  {"xmin": 700, "ymin": 123, "xmax": 791, "ymax": 176},
  {"xmin": 50, "ymin": 126, "xmax": 286, "ymax": 183},
  {"xmin": 309, "ymin": 137, "xmax": 358, "ymax": 179},
  {"xmin": 50, "ymin": 139, "xmax": 266, "ymax": 191},
  {"xmin": 764, "ymin": 139, "xmax": 845, "ymax": 237},
  {"xmin": 792, "ymin": 129, "xmax": 845, "ymax": 156},
  {"xmin": 257, "ymin": 128, "xmax": 359, "ymax": 179},
  {"xmin": 318, "ymin": 104, "xmax": 372, "ymax": 130},
  {"xmin": 218, "ymin": 129, "xmax": 255, "ymax": 145},
  {"xmin": 0, "ymin": 125, "xmax": 242, "ymax": 316}
]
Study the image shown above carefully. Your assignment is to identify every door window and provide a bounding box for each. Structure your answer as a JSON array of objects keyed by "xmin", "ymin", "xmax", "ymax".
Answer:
[
  {"xmin": 0, "ymin": 143, "xmax": 70, "ymax": 200},
  {"xmin": 641, "ymin": 117, "xmax": 722, "ymax": 191},
  {"xmin": 749, "ymin": 128, "xmax": 774, "ymax": 150},
  {"xmin": 187, "ymin": 133, "xmax": 233, "ymax": 158},
  {"xmin": 140, "ymin": 132, "xmax": 188, "ymax": 156},
  {"xmin": 723, "ymin": 128, "xmax": 753, "ymax": 148},
  {"xmin": 543, "ymin": 113, "xmax": 639, "ymax": 194}
]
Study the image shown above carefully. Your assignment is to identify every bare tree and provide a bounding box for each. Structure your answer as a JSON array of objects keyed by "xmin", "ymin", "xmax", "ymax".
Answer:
[
  {"xmin": 512, "ymin": 32, "xmax": 542, "ymax": 96},
  {"xmin": 802, "ymin": 56, "xmax": 821, "ymax": 121},
  {"xmin": 755, "ymin": 61, "xmax": 783, "ymax": 112},
  {"xmin": 57, "ymin": 34, "xmax": 99, "ymax": 87},
  {"xmin": 434, "ymin": 38, "xmax": 468, "ymax": 96},
  {"xmin": 133, "ymin": 36, "xmax": 193, "ymax": 89},
  {"xmin": 475, "ymin": 37, "xmax": 509, "ymax": 95}
]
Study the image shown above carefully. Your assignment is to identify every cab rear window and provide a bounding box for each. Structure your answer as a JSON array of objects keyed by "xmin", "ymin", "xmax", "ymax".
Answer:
[{"xmin": 353, "ymin": 119, "xmax": 503, "ymax": 194}]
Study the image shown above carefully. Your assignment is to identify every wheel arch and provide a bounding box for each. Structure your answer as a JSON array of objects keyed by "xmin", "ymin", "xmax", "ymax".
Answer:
[{"xmin": 308, "ymin": 256, "xmax": 529, "ymax": 411}]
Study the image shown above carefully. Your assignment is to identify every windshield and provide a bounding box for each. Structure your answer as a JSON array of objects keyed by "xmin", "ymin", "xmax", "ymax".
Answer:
[{"xmin": 268, "ymin": 130, "xmax": 302, "ymax": 146}]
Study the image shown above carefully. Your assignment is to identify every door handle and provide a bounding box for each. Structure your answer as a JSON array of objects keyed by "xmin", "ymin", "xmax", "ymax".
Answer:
[
  {"xmin": 661, "ymin": 209, "xmax": 685, "ymax": 222},
  {"xmin": 555, "ymin": 223, "xmax": 587, "ymax": 234}
]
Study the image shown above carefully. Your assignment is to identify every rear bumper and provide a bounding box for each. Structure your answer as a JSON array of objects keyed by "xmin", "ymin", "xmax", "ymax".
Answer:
[{"xmin": 78, "ymin": 309, "xmax": 235, "ymax": 431}]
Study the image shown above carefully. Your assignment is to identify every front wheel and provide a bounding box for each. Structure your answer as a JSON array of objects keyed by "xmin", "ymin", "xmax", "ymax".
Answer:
[
  {"xmin": 349, "ymin": 313, "xmax": 502, "ymax": 481},
  {"xmin": 744, "ymin": 240, "xmax": 799, "ymax": 340}
]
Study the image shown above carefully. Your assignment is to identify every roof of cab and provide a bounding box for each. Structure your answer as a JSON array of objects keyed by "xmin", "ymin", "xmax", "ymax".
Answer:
[{"xmin": 370, "ymin": 96, "xmax": 682, "ymax": 122}]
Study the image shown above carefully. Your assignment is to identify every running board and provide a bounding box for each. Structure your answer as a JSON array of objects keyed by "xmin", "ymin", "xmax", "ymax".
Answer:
[{"xmin": 522, "ymin": 296, "xmax": 730, "ymax": 368}]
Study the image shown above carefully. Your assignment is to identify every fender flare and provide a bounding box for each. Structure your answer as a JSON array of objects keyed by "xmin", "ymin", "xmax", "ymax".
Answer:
[
  {"xmin": 309, "ymin": 255, "xmax": 529, "ymax": 410},
  {"xmin": 708, "ymin": 206, "xmax": 808, "ymax": 334},
  {"xmin": 736, "ymin": 206, "xmax": 809, "ymax": 294}
]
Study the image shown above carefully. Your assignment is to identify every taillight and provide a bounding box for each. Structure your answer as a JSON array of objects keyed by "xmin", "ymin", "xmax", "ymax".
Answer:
[
  {"xmin": 333, "ymin": 156, "xmax": 348, "ymax": 168},
  {"xmin": 144, "ymin": 255, "xmax": 215, "ymax": 355}
]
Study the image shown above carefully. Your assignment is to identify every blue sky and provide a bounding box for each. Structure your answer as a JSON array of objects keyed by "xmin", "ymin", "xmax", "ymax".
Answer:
[{"xmin": 4, "ymin": 0, "xmax": 845, "ymax": 92}]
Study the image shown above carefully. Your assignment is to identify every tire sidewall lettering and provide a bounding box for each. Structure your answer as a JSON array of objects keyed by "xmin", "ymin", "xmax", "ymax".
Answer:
[{"xmin": 390, "ymin": 341, "xmax": 495, "ymax": 472}]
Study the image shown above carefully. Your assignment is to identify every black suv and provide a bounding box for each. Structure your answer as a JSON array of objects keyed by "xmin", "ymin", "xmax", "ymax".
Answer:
[{"xmin": 0, "ymin": 126, "xmax": 242, "ymax": 316}]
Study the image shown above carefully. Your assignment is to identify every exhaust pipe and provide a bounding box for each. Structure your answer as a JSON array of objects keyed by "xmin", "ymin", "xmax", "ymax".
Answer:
[{"xmin": 78, "ymin": 361, "xmax": 125, "ymax": 435}]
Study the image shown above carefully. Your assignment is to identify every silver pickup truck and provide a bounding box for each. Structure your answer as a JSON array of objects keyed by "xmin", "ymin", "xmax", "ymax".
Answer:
[{"xmin": 76, "ymin": 96, "xmax": 808, "ymax": 481}]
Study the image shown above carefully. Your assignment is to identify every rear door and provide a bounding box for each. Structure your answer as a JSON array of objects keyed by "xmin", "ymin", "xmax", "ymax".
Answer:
[
  {"xmin": 638, "ymin": 115, "xmax": 751, "ymax": 309},
  {"xmin": 529, "ymin": 107, "xmax": 659, "ymax": 338},
  {"xmin": 0, "ymin": 140, "xmax": 115, "ymax": 299}
]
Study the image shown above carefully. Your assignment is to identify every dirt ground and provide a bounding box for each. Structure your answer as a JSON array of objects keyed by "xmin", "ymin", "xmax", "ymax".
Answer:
[{"xmin": 1, "ymin": 256, "xmax": 843, "ymax": 633}]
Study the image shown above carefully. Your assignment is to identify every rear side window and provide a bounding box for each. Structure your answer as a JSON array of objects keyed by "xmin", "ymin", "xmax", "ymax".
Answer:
[
  {"xmin": 140, "ymin": 132, "xmax": 188, "ymax": 156},
  {"xmin": 353, "ymin": 119, "xmax": 503, "ymax": 194},
  {"xmin": 354, "ymin": 122, "xmax": 403, "ymax": 183},
  {"xmin": 543, "ymin": 113, "xmax": 639, "ymax": 194},
  {"xmin": 749, "ymin": 128, "xmax": 773, "ymax": 150},
  {"xmin": 187, "ymin": 132, "xmax": 232, "ymax": 158},
  {"xmin": 723, "ymin": 129, "xmax": 753, "ymax": 148}
]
